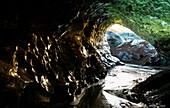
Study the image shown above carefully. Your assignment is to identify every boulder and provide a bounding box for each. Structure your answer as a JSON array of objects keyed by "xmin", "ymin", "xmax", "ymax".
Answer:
[{"xmin": 105, "ymin": 24, "xmax": 158, "ymax": 65}]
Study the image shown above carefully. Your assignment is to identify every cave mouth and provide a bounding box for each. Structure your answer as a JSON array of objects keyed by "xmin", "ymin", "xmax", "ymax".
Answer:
[
  {"xmin": 101, "ymin": 22, "xmax": 170, "ymax": 107},
  {"xmin": 104, "ymin": 23, "xmax": 159, "ymax": 65}
]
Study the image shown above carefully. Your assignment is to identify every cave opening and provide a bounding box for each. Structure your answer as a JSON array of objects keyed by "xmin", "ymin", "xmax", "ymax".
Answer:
[
  {"xmin": 105, "ymin": 23, "xmax": 159, "ymax": 65},
  {"xmin": 92, "ymin": 22, "xmax": 170, "ymax": 108},
  {"xmin": 0, "ymin": 0, "xmax": 170, "ymax": 108}
]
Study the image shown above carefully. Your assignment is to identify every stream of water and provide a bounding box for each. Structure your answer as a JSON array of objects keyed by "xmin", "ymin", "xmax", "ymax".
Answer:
[{"xmin": 74, "ymin": 64, "xmax": 168, "ymax": 108}]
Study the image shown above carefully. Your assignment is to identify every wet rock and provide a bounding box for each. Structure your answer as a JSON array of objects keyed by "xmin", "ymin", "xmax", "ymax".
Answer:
[
  {"xmin": 0, "ymin": 1, "xmax": 115, "ymax": 108},
  {"xmin": 128, "ymin": 68, "xmax": 170, "ymax": 107}
]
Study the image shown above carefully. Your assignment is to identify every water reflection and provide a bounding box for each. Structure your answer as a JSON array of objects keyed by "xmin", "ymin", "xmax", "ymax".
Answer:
[
  {"xmin": 74, "ymin": 64, "xmax": 162, "ymax": 108},
  {"xmin": 101, "ymin": 64, "xmax": 162, "ymax": 108},
  {"xmin": 51, "ymin": 64, "xmax": 163, "ymax": 108}
]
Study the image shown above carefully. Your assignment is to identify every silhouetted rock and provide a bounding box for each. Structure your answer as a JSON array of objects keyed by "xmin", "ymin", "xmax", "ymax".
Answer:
[{"xmin": 127, "ymin": 68, "xmax": 170, "ymax": 107}]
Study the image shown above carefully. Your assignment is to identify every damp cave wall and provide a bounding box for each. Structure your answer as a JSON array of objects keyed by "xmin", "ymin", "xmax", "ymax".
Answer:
[{"xmin": 0, "ymin": 0, "xmax": 115, "ymax": 108}]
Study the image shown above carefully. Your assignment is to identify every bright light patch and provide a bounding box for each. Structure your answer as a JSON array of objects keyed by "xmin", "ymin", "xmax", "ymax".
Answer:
[{"xmin": 107, "ymin": 24, "xmax": 134, "ymax": 33}]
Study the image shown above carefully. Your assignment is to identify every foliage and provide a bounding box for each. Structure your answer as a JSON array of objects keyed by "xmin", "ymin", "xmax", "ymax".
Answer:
[{"xmin": 106, "ymin": 0, "xmax": 170, "ymax": 57}]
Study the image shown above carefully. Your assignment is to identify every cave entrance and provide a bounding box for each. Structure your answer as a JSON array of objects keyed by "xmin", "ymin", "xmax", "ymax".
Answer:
[
  {"xmin": 99, "ymin": 24, "xmax": 167, "ymax": 108},
  {"xmin": 105, "ymin": 24, "xmax": 159, "ymax": 65}
]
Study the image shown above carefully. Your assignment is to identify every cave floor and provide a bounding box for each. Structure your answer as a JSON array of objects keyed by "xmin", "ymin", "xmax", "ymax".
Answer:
[
  {"xmin": 74, "ymin": 64, "xmax": 168, "ymax": 108},
  {"xmin": 52, "ymin": 64, "xmax": 169, "ymax": 108}
]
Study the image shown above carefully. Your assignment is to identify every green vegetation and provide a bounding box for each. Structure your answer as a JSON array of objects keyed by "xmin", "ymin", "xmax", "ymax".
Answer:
[{"xmin": 106, "ymin": 0, "xmax": 170, "ymax": 58}]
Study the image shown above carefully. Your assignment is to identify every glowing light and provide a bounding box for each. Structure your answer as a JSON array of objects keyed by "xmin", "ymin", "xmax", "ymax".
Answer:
[
  {"xmin": 76, "ymin": 36, "xmax": 81, "ymax": 40},
  {"xmin": 107, "ymin": 24, "xmax": 134, "ymax": 33}
]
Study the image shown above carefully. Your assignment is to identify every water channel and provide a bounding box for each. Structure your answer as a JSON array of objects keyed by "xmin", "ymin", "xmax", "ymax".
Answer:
[{"xmin": 72, "ymin": 63, "xmax": 168, "ymax": 108}]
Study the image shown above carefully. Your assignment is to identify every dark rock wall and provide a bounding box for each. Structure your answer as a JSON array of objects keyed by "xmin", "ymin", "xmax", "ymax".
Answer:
[
  {"xmin": 129, "ymin": 69, "xmax": 170, "ymax": 107},
  {"xmin": 0, "ymin": 1, "xmax": 115, "ymax": 108}
]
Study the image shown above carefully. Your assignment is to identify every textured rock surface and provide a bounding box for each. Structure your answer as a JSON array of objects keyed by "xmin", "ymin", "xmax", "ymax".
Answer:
[{"xmin": 0, "ymin": 1, "xmax": 117, "ymax": 108}]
